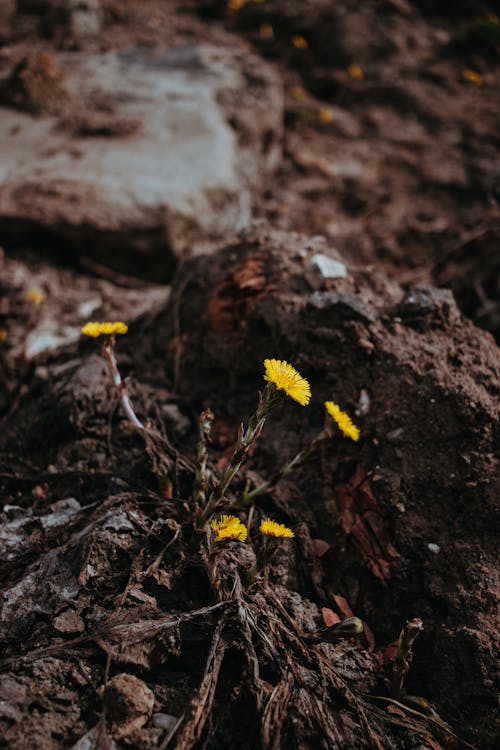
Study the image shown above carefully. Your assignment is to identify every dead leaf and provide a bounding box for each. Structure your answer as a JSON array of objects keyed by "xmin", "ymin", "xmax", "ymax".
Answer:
[
  {"xmin": 332, "ymin": 594, "xmax": 354, "ymax": 619},
  {"xmin": 321, "ymin": 607, "xmax": 341, "ymax": 627},
  {"xmin": 312, "ymin": 538, "xmax": 331, "ymax": 557},
  {"xmin": 206, "ymin": 252, "xmax": 274, "ymax": 337},
  {"xmin": 363, "ymin": 621, "xmax": 376, "ymax": 651},
  {"xmin": 336, "ymin": 466, "xmax": 399, "ymax": 580},
  {"xmin": 387, "ymin": 704, "xmax": 405, "ymax": 717},
  {"xmin": 423, "ymin": 736, "xmax": 446, "ymax": 750}
]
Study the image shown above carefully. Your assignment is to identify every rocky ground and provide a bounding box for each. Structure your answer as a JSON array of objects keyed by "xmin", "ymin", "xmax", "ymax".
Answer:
[{"xmin": 0, "ymin": 2, "xmax": 499, "ymax": 749}]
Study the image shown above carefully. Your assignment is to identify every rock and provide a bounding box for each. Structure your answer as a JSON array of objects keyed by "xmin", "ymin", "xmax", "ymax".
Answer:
[
  {"xmin": 0, "ymin": 0, "xmax": 15, "ymax": 37},
  {"xmin": 310, "ymin": 253, "xmax": 348, "ymax": 279},
  {"xmin": 0, "ymin": 46, "xmax": 282, "ymax": 280},
  {"xmin": 103, "ymin": 674, "xmax": 155, "ymax": 739},
  {"xmin": 308, "ymin": 290, "xmax": 376, "ymax": 323},
  {"xmin": 66, "ymin": 0, "xmax": 101, "ymax": 38},
  {"xmin": 53, "ymin": 608, "xmax": 85, "ymax": 635}
]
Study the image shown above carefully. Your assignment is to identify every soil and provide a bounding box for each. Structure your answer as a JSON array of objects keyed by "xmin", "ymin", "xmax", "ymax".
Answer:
[{"xmin": 0, "ymin": 2, "xmax": 499, "ymax": 750}]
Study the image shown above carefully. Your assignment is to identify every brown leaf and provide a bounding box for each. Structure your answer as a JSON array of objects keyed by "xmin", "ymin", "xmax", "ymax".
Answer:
[
  {"xmin": 363, "ymin": 621, "xmax": 376, "ymax": 651},
  {"xmin": 321, "ymin": 607, "xmax": 341, "ymax": 627},
  {"xmin": 387, "ymin": 704, "xmax": 405, "ymax": 717},
  {"xmin": 332, "ymin": 594, "xmax": 354, "ymax": 619},
  {"xmin": 423, "ymin": 736, "xmax": 446, "ymax": 750},
  {"xmin": 336, "ymin": 467, "xmax": 399, "ymax": 580},
  {"xmin": 312, "ymin": 538, "xmax": 331, "ymax": 557},
  {"xmin": 205, "ymin": 252, "xmax": 274, "ymax": 337}
]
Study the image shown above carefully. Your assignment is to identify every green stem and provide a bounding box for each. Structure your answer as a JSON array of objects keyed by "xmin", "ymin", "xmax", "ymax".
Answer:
[
  {"xmin": 241, "ymin": 426, "xmax": 333, "ymax": 505},
  {"xmin": 196, "ymin": 384, "xmax": 281, "ymax": 528}
]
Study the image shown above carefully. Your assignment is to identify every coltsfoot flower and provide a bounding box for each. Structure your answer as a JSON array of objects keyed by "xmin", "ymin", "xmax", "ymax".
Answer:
[
  {"xmin": 81, "ymin": 321, "xmax": 128, "ymax": 338},
  {"xmin": 292, "ymin": 35, "xmax": 308, "ymax": 50},
  {"xmin": 325, "ymin": 401, "xmax": 360, "ymax": 442},
  {"xmin": 260, "ymin": 519, "xmax": 294, "ymax": 539},
  {"xmin": 211, "ymin": 514, "xmax": 247, "ymax": 542},
  {"xmin": 27, "ymin": 290, "xmax": 45, "ymax": 304},
  {"xmin": 264, "ymin": 359, "xmax": 311, "ymax": 406}
]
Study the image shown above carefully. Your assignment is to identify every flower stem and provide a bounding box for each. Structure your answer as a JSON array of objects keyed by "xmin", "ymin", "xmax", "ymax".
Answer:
[
  {"xmin": 102, "ymin": 340, "xmax": 144, "ymax": 430},
  {"xmin": 193, "ymin": 409, "xmax": 214, "ymax": 508},
  {"xmin": 240, "ymin": 426, "xmax": 333, "ymax": 505},
  {"xmin": 196, "ymin": 384, "xmax": 280, "ymax": 528}
]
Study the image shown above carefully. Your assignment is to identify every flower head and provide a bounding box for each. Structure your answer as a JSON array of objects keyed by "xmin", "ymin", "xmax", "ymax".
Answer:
[
  {"xmin": 463, "ymin": 68, "xmax": 483, "ymax": 85},
  {"xmin": 259, "ymin": 23, "xmax": 274, "ymax": 39},
  {"xmin": 260, "ymin": 519, "xmax": 294, "ymax": 539},
  {"xmin": 292, "ymin": 35, "xmax": 308, "ymax": 50},
  {"xmin": 347, "ymin": 64, "xmax": 364, "ymax": 80},
  {"xmin": 81, "ymin": 321, "xmax": 128, "ymax": 338},
  {"xmin": 211, "ymin": 514, "xmax": 247, "ymax": 542},
  {"xmin": 319, "ymin": 107, "xmax": 334, "ymax": 123},
  {"xmin": 325, "ymin": 401, "xmax": 360, "ymax": 441},
  {"xmin": 27, "ymin": 290, "xmax": 45, "ymax": 305},
  {"xmin": 264, "ymin": 359, "xmax": 311, "ymax": 406}
]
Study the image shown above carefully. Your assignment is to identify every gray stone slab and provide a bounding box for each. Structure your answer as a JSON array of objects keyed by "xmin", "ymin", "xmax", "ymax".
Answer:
[{"xmin": 0, "ymin": 45, "xmax": 282, "ymax": 278}]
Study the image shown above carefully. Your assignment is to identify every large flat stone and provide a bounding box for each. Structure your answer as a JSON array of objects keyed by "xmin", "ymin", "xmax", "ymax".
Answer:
[{"xmin": 0, "ymin": 45, "xmax": 282, "ymax": 279}]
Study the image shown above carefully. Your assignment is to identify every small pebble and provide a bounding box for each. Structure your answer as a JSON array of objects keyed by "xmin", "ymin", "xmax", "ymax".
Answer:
[{"xmin": 427, "ymin": 543, "xmax": 440, "ymax": 555}]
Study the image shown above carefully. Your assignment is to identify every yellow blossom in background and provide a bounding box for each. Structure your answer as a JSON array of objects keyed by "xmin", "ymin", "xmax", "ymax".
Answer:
[
  {"xmin": 292, "ymin": 35, "xmax": 308, "ymax": 50},
  {"xmin": 259, "ymin": 23, "xmax": 274, "ymax": 39},
  {"xmin": 347, "ymin": 64, "xmax": 364, "ymax": 80},
  {"xmin": 227, "ymin": 0, "xmax": 246, "ymax": 10},
  {"xmin": 325, "ymin": 401, "xmax": 360, "ymax": 441},
  {"xmin": 318, "ymin": 107, "xmax": 333, "ymax": 123},
  {"xmin": 264, "ymin": 358, "xmax": 311, "ymax": 406},
  {"xmin": 0, "ymin": 329, "xmax": 7, "ymax": 341},
  {"xmin": 26, "ymin": 290, "xmax": 45, "ymax": 304},
  {"xmin": 260, "ymin": 519, "xmax": 294, "ymax": 538},
  {"xmin": 291, "ymin": 85, "xmax": 306, "ymax": 100},
  {"xmin": 81, "ymin": 321, "xmax": 128, "ymax": 338},
  {"xmin": 462, "ymin": 69, "xmax": 483, "ymax": 85},
  {"xmin": 211, "ymin": 514, "xmax": 248, "ymax": 542}
]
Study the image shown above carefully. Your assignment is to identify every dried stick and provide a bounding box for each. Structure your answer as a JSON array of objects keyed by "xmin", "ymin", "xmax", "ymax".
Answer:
[
  {"xmin": 391, "ymin": 617, "xmax": 424, "ymax": 699},
  {"xmin": 172, "ymin": 615, "xmax": 228, "ymax": 749}
]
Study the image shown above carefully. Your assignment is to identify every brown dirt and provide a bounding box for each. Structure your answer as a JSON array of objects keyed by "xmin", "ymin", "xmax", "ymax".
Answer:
[{"xmin": 1, "ymin": 2, "xmax": 499, "ymax": 750}]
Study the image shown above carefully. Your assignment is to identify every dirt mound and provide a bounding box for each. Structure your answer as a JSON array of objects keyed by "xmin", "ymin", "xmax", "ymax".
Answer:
[{"xmin": 1, "ymin": 225, "xmax": 498, "ymax": 749}]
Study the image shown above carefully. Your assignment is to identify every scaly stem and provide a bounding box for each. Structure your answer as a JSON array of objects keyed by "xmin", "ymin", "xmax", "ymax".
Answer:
[
  {"xmin": 193, "ymin": 409, "xmax": 214, "ymax": 508},
  {"xmin": 102, "ymin": 340, "xmax": 144, "ymax": 430}
]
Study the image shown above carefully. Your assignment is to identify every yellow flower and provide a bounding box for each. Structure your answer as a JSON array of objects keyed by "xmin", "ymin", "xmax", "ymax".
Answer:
[
  {"xmin": 259, "ymin": 23, "xmax": 274, "ymax": 39},
  {"xmin": 292, "ymin": 35, "xmax": 308, "ymax": 50},
  {"xmin": 263, "ymin": 358, "xmax": 311, "ymax": 406},
  {"xmin": 260, "ymin": 519, "xmax": 294, "ymax": 539},
  {"xmin": 227, "ymin": 0, "xmax": 245, "ymax": 10},
  {"xmin": 462, "ymin": 69, "xmax": 483, "ymax": 85},
  {"xmin": 318, "ymin": 107, "xmax": 333, "ymax": 123},
  {"xmin": 0, "ymin": 329, "xmax": 7, "ymax": 342},
  {"xmin": 211, "ymin": 514, "xmax": 247, "ymax": 542},
  {"xmin": 291, "ymin": 85, "xmax": 306, "ymax": 100},
  {"xmin": 347, "ymin": 64, "xmax": 364, "ymax": 80},
  {"xmin": 325, "ymin": 401, "xmax": 360, "ymax": 442},
  {"xmin": 81, "ymin": 321, "xmax": 128, "ymax": 338},
  {"xmin": 26, "ymin": 290, "xmax": 45, "ymax": 304}
]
